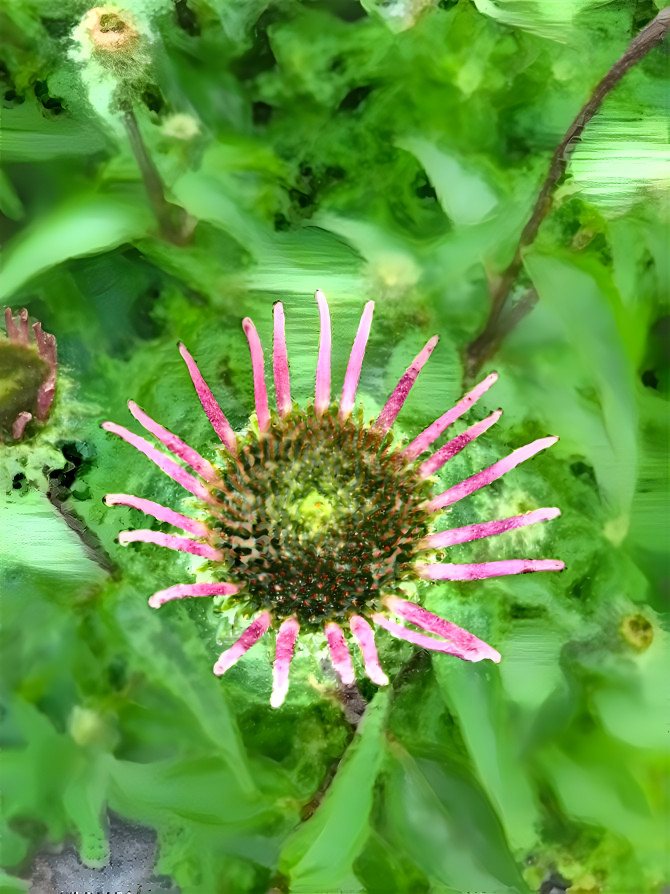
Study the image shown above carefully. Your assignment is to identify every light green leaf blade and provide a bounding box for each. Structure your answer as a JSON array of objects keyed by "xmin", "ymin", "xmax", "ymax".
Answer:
[
  {"xmin": 384, "ymin": 743, "xmax": 531, "ymax": 893},
  {"xmin": 434, "ymin": 660, "xmax": 541, "ymax": 852},
  {"xmin": 525, "ymin": 251, "xmax": 638, "ymax": 521},
  {"xmin": 279, "ymin": 691, "xmax": 389, "ymax": 893},
  {"xmin": 0, "ymin": 196, "xmax": 152, "ymax": 300},
  {"xmin": 398, "ymin": 137, "xmax": 499, "ymax": 226}
]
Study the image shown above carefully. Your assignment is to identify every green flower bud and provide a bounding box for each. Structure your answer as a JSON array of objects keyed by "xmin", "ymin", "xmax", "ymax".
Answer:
[
  {"xmin": 71, "ymin": 6, "xmax": 152, "ymax": 111},
  {"xmin": 68, "ymin": 705, "xmax": 118, "ymax": 750}
]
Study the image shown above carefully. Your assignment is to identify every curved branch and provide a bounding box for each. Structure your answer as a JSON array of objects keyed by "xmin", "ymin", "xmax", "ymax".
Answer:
[{"xmin": 464, "ymin": 6, "xmax": 670, "ymax": 377}]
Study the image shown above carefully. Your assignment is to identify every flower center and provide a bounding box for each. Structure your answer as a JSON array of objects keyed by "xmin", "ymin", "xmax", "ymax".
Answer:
[
  {"xmin": 99, "ymin": 13, "xmax": 126, "ymax": 32},
  {"xmin": 210, "ymin": 406, "xmax": 434, "ymax": 627}
]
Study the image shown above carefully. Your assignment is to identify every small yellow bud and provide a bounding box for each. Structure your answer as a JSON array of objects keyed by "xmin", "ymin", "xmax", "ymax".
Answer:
[
  {"xmin": 161, "ymin": 113, "xmax": 201, "ymax": 141},
  {"xmin": 620, "ymin": 613, "xmax": 654, "ymax": 652},
  {"xmin": 68, "ymin": 706, "xmax": 117, "ymax": 748}
]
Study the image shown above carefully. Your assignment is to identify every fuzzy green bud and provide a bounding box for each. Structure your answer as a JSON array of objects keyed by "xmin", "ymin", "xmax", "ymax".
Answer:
[{"xmin": 72, "ymin": 6, "xmax": 152, "ymax": 111}]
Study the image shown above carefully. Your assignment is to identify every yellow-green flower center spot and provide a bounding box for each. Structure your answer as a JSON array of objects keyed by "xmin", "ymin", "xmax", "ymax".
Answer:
[{"xmin": 289, "ymin": 489, "xmax": 337, "ymax": 536}]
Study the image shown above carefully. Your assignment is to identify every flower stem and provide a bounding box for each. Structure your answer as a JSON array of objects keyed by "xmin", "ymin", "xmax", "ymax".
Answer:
[
  {"xmin": 122, "ymin": 106, "xmax": 191, "ymax": 245},
  {"xmin": 464, "ymin": 6, "xmax": 670, "ymax": 378}
]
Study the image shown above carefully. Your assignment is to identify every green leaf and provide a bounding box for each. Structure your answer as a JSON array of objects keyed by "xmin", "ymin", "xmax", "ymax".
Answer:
[
  {"xmin": 279, "ymin": 691, "xmax": 389, "ymax": 893},
  {"xmin": 0, "ymin": 871, "xmax": 30, "ymax": 894},
  {"xmin": 398, "ymin": 137, "xmax": 499, "ymax": 226},
  {"xmin": 589, "ymin": 621, "xmax": 669, "ymax": 753},
  {"xmin": 525, "ymin": 251, "xmax": 638, "ymax": 520},
  {"xmin": 0, "ymin": 169, "xmax": 24, "ymax": 221},
  {"xmin": 61, "ymin": 754, "xmax": 111, "ymax": 868},
  {"xmin": 434, "ymin": 660, "xmax": 541, "ymax": 852},
  {"xmin": 383, "ymin": 742, "xmax": 530, "ymax": 893},
  {"xmin": 110, "ymin": 754, "xmax": 272, "ymax": 827},
  {"xmin": 1, "ymin": 698, "xmax": 77, "ymax": 861},
  {"xmin": 539, "ymin": 733, "xmax": 666, "ymax": 886},
  {"xmin": 570, "ymin": 112, "xmax": 670, "ymax": 212},
  {"xmin": 0, "ymin": 489, "xmax": 107, "ymax": 583},
  {"xmin": 0, "ymin": 101, "xmax": 110, "ymax": 163},
  {"xmin": 0, "ymin": 195, "xmax": 152, "ymax": 300}
]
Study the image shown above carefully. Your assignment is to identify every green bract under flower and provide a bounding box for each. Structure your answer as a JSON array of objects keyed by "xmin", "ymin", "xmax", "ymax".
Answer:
[{"xmin": 103, "ymin": 291, "xmax": 564, "ymax": 707}]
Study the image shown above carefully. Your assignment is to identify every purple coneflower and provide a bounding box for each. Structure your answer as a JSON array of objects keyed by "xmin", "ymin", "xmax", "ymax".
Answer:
[
  {"xmin": 103, "ymin": 292, "xmax": 563, "ymax": 707},
  {"xmin": 2, "ymin": 308, "xmax": 58, "ymax": 442}
]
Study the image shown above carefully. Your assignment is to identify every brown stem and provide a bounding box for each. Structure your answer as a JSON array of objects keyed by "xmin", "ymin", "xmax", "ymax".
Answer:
[
  {"xmin": 122, "ymin": 107, "xmax": 190, "ymax": 245},
  {"xmin": 299, "ymin": 757, "xmax": 345, "ymax": 822},
  {"xmin": 47, "ymin": 488, "xmax": 117, "ymax": 576},
  {"xmin": 464, "ymin": 6, "xmax": 670, "ymax": 378}
]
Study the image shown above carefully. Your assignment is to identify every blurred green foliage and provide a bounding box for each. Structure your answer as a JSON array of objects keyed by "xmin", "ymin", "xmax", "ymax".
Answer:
[{"xmin": 1, "ymin": 1, "xmax": 668, "ymax": 892}]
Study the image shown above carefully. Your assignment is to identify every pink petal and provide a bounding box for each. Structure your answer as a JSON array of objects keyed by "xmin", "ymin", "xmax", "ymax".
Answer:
[
  {"xmin": 35, "ymin": 392, "xmax": 55, "ymax": 423},
  {"xmin": 273, "ymin": 302, "xmax": 292, "ymax": 417},
  {"xmin": 374, "ymin": 335, "xmax": 439, "ymax": 435},
  {"xmin": 104, "ymin": 493, "xmax": 212, "ymax": 539},
  {"xmin": 339, "ymin": 301, "xmax": 374, "ymax": 421},
  {"xmin": 5, "ymin": 308, "xmax": 30, "ymax": 346},
  {"xmin": 36, "ymin": 382, "xmax": 56, "ymax": 421},
  {"xmin": 386, "ymin": 595, "xmax": 497, "ymax": 657},
  {"xmin": 179, "ymin": 342, "xmax": 237, "ymax": 455},
  {"xmin": 17, "ymin": 308, "xmax": 30, "ymax": 343},
  {"xmin": 4, "ymin": 308, "xmax": 19, "ymax": 342},
  {"xmin": 349, "ymin": 615, "xmax": 388, "ymax": 686},
  {"xmin": 427, "ymin": 436, "xmax": 558, "ymax": 512},
  {"xmin": 32, "ymin": 322, "xmax": 57, "ymax": 420},
  {"xmin": 314, "ymin": 290, "xmax": 331, "ymax": 416},
  {"xmin": 242, "ymin": 317, "xmax": 270, "ymax": 433},
  {"xmin": 213, "ymin": 611, "xmax": 272, "ymax": 676},
  {"xmin": 12, "ymin": 411, "xmax": 32, "ymax": 440},
  {"xmin": 372, "ymin": 612, "xmax": 500, "ymax": 663},
  {"xmin": 33, "ymin": 321, "xmax": 58, "ymax": 367},
  {"xmin": 417, "ymin": 559, "xmax": 565, "ymax": 580},
  {"xmin": 271, "ymin": 616, "xmax": 300, "ymax": 708},
  {"xmin": 101, "ymin": 422, "xmax": 219, "ymax": 508},
  {"xmin": 379, "ymin": 594, "xmax": 500, "ymax": 662},
  {"xmin": 148, "ymin": 581, "xmax": 238, "ymax": 609},
  {"xmin": 324, "ymin": 622, "xmax": 355, "ymax": 685},
  {"xmin": 403, "ymin": 372, "xmax": 498, "ymax": 461},
  {"xmin": 420, "ymin": 507, "xmax": 561, "ymax": 550},
  {"xmin": 419, "ymin": 409, "xmax": 502, "ymax": 478},
  {"xmin": 127, "ymin": 401, "xmax": 219, "ymax": 483},
  {"xmin": 118, "ymin": 529, "xmax": 223, "ymax": 561}
]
